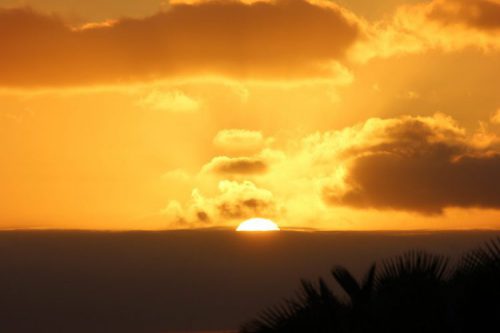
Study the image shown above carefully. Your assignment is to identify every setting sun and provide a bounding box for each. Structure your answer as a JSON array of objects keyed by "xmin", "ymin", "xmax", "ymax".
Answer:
[{"xmin": 236, "ymin": 218, "xmax": 280, "ymax": 232}]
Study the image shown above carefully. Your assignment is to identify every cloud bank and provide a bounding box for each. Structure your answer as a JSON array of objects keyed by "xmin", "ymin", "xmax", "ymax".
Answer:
[
  {"xmin": 163, "ymin": 114, "xmax": 500, "ymax": 226},
  {"xmin": 0, "ymin": 0, "xmax": 360, "ymax": 87},
  {"xmin": 323, "ymin": 115, "xmax": 500, "ymax": 214}
]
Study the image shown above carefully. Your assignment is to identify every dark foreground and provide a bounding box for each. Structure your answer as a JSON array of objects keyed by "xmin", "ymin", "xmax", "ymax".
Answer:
[
  {"xmin": 242, "ymin": 238, "xmax": 500, "ymax": 333},
  {"xmin": 0, "ymin": 229, "xmax": 499, "ymax": 333}
]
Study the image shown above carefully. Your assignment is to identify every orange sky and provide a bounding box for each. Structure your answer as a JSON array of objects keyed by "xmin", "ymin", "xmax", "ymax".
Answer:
[{"xmin": 1, "ymin": 0, "xmax": 500, "ymax": 230}]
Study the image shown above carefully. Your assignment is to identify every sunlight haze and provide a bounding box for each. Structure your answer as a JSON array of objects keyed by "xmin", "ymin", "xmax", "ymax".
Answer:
[{"xmin": 1, "ymin": 0, "xmax": 500, "ymax": 231}]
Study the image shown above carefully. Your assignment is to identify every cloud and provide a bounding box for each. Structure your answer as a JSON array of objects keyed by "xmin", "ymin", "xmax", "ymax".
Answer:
[
  {"xmin": 214, "ymin": 180, "xmax": 278, "ymax": 219},
  {"xmin": 322, "ymin": 114, "xmax": 500, "ymax": 214},
  {"xmin": 213, "ymin": 129, "xmax": 266, "ymax": 154},
  {"xmin": 492, "ymin": 109, "xmax": 500, "ymax": 124},
  {"xmin": 202, "ymin": 156, "xmax": 268, "ymax": 175},
  {"xmin": 0, "ymin": 0, "xmax": 167, "ymax": 24},
  {"xmin": 397, "ymin": 0, "xmax": 500, "ymax": 51},
  {"xmin": 202, "ymin": 130, "xmax": 283, "ymax": 175},
  {"xmin": 137, "ymin": 90, "xmax": 200, "ymax": 112},
  {"xmin": 354, "ymin": 0, "xmax": 500, "ymax": 62},
  {"xmin": 426, "ymin": 0, "xmax": 500, "ymax": 31},
  {"xmin": 0, "ymin": 0, "xmax": 360, "ymax": 87},
  {"xmin": 163, "ymin": 180, "xmax": 279, "ymax": 225},
  {"xmin": 161, "ymin": 113, "xmax": 500, "ymax": 228}
]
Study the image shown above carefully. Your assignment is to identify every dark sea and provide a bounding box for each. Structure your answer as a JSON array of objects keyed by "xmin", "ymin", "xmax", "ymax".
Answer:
[{"xmin": 0, "ymin": 229, "xmax": 498, "ymax": 332}]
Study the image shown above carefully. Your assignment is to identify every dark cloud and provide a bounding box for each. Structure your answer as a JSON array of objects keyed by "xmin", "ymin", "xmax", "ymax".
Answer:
[
  {"xmin": 324, "ymin": 116, "xmax": 500, "ymax": 214},
  {"xmin": 218, "ymin": 197, "xmax": 276, "ymax": 219},
  {"xmin": 427, "ymin": 0, "xmax": 500, "ymax": 30},
  {"xmin": 203, "ymin": 156, "xmax": 268, "ymax": 175},
  {"xmin": 196, "ymin": 210, "xmax": 210, "ymax": 223},
  {"xmin": 0, "ymin": 0, "xmax": 360, "ymax": 87}
]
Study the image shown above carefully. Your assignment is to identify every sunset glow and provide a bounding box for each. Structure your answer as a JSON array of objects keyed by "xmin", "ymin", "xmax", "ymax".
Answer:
[
  {"xmin": 0, "ymin": 0, "xmax": 500, "ymax": 231},
  {"xmin": 3, "ymin": 1, "xmax": 500, "ymax": 332}
]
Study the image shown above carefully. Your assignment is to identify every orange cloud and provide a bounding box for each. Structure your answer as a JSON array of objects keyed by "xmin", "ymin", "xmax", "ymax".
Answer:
[
  {"xmin": 354, "ymin": 0, "xmax": 500, "ymax": 61},
  {"xmin": 0, "ymin": 0, "xmax": 167, "ymax": 24},
  {"xmin": 0, "ymin": 0, "xmax": 360, "ymax": 87}
]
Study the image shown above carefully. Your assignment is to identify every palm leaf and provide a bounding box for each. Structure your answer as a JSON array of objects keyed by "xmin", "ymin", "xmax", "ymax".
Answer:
[
  {"xmin": 377, "ymin": 251, "xmax": 449, "ymax": 284},
  {"xmin": 361, "ymin": 264, "xmax": 376, "ymax": 296},
  {"xmin": 331, "ymin": 266, "xmax": 361, "ymax": 300}
]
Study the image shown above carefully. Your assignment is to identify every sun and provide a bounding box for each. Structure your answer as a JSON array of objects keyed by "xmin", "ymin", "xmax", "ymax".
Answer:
[{"xmin": 236, "ymin": 218, "xmax": 280, "ymax": 232}]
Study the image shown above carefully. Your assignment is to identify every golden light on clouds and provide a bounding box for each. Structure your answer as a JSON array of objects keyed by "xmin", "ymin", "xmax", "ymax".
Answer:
[
  {"xmin": 137, "ymin": 90, "xmax": 200, "ymax": 112},
  {"xmin": 492, "ymin": 109, "xmax": 500, "ymax": 124},
  {"xmin": 1, "ymin": 0, "xmax": 500, "ymax": 230}
]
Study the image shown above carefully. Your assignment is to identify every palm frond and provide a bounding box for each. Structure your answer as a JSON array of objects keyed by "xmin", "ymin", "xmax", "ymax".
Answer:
[
  {"xmin": 240, "ymin": 278, "xmax": 341, "ymax": 333},
  {"xmin": 457, "ymin": 237, "xmax": 500, "ymax": 274},
  {"xmin": 377, "ymin": 251, "xmax": 449, "ymax": 284},
  {"xmin": 361, "ymin": 264, "xmax": 376, "ymax": 295},
  {"xmin": 331, "ymin": 266, "xmax": 361, "ymax": 300}
]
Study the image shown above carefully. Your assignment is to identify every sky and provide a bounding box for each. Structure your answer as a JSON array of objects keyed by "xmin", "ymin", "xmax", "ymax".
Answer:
[{"xmin": 1, "ymin": 0, "xmax": 500, "ymax": 230}]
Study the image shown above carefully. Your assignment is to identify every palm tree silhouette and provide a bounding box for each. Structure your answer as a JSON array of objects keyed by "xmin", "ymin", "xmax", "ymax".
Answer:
[
  {"xmin": 331, "ymin": 264, "xmax": 375, "ymax": 333},
  {"xmin": 241, "ymin": 278, "xmax": 344, "ymax": 333},
  {"xmin": 372, "ymin": 251, "xmax": 450, "ymax": 333},
  {"xmin": 450, "ymin": 238, "xmax": 500, "ymax": 332},
  {"xmin": 240, "ymin": 238, "xmax": 500, "ymax": 333},
  {"xmin": 241, "ymin": 265, "xmax": 376, "ymax": 333}
]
